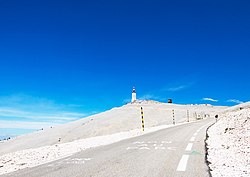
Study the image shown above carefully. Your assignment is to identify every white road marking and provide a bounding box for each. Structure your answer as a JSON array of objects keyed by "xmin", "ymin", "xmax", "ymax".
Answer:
[
  {"xmin": 127, "ymin": 147, "xmax": 138, "ymax": 150},
  {"xmin": 175, "ymin": 122, "xmax": 212, "ymax": 175},
  {"xmin": 66, "ymin": 161, "xmax": 84, "ymax": 164},
  {"xmin": 138, "ymin": 144, "xmax": 148, "ymax": 147},
  {"xmin": 71, "ymin": 158, "xmax": 84, "ymax": 161},
  {"xmin": 161, "ymin": 141, "xmax": 172, "ymax": 144},
  {"xmin": 48, "ymin": 158, "xmax": 92, "ymax": 167},
  {"xmin": 83, "ymin": 158, "xmax": 92, "ymax": 161},
  {"xmin": 147, "ymin": 141, "xmax": 157, "ymax": 144},
  {"xmin": 167, "ymin": 147, "xmax": 177, "ymax": 151},
  {"xmin": 155, "ymin": 147, "xmax": 166, "ymax": 150},
  {"xmin": 133, "ymin": 141, "xmax": 144, "ymax": 144},
  {"xmin": 185, "ymin": 143, "xmax": 193, "ymax": 151},
  {"xmin": 128, "ymin": 141, "xmax": 174, "ymax": 151},
  {"xmin": 190, "ymin": 137, "xmax": 195, "ymax": 142},
  {"xmin": 177, "ymin": 155, "xmax": 190, "ymax": 171},
  {"xmin": 153, "ymin": 144, "xmax": 163, "ymax": 147}
]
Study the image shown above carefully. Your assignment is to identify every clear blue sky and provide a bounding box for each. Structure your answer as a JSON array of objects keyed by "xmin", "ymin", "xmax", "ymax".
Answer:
[{"xmin": 0, "ymin": 0, "xmax": 249, "ymax": 138}]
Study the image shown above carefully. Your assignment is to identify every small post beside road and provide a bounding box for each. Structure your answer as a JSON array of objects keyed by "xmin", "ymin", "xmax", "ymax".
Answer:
[
  {"xmin": 187, "ymin": 110, "xmax": 189, "ymax": 122},
  {"xmin": 172, "ymin": 110, "xmax": 175, "ymax": 125},
  {"xmin": 194, "ymin": 112, "xmax": 197, "ymax": 120},
  {"xmin": 141, "ymin": 107, "xmax": 145, "ymax": 131}
]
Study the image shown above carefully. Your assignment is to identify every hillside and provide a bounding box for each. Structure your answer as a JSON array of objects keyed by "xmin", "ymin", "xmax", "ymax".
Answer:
[
  {"xmin": 207, "ymin": 102, "xmax": 250, "ymax": 177},
  {"xmin": 0, "ymin": 101, "xmax": 225, "ymax": 155}
]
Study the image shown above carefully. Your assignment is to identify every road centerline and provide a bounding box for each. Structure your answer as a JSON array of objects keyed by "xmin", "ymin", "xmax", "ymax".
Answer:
[
  {"xmin": 177, "ymin": 155, "xmax": 190, "ymax": 172},
  {"xmin": 185, "ymin": 143, "xmax": 193, "ymax": 151},
  {"xmin": 190, "ymin": 137, "xmax": 195, "ymax": 142}
]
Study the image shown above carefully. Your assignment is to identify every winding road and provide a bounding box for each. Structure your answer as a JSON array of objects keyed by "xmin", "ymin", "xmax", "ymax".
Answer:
[{"xmin": 3, "ymin": 119, "xmax": 213, "ymax": 177}]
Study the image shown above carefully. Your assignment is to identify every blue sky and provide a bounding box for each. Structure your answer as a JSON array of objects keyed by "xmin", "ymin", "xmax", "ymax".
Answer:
[{"xmin": 0, "ymin": 0, "xmax": 250, "ymax": 138}]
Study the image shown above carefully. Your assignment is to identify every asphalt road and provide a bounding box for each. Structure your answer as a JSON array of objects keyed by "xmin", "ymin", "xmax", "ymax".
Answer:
[{"xmin": 3, "ymin": 119, "xmax": 213, "ymax": 177}]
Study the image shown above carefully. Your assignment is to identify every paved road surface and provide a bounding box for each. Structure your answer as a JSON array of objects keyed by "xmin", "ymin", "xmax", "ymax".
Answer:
[{"xmin": 3, "ymin": 119, "xmax": 213, "ymax": 177}]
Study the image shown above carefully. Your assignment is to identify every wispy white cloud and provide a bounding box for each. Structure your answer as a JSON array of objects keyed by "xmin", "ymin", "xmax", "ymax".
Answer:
[
  {"xmin": 138, "ymin": 94, "xmax": 166, "ymax": 101},
  {"xmin": 227, "ymin": 99, "xmax": 243, "ymax": 104},
  {"xmin": 167, "ymin": 85, "xmax": 187, "ymax": 92},
  {"xmin": 0, "ymin": 128, "xmax": 37, "ymax": 139},
  {"xmin": 164, "ymin": 81, "xmax": 195, "ymax": 92},
  {"xmin": 0, "ymin": 120, "xmax": 59, "ymax": 129},
  {"xmin": 0, "ymin": 94, "xmax": 93, "ymax": 126},
  {"xmin": 0, "ymin": 107, "xmax": 86, "ymax": 122},
  {"xmin": 0, "ymin": 94, "xmax": 55, "ymax": 110},
  {"xmin": 202, "ymin": 98, "xmax": 219, "ymax": 102}
]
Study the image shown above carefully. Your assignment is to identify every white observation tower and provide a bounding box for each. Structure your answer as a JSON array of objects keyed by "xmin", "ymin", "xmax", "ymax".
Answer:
[{"xmin": 131, "ymin": 87, "xmax": 136, "ymax": 102}]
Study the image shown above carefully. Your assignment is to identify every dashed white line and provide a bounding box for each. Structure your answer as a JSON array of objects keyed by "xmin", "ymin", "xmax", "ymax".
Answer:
[
  {"xmin": 176, "ymin": 123, "xmax": 212, "ymax": 172},
  {"xmin": 177, "ymin": 155, "xmax": 190, "ymax": 171},
  {"xmin": 185, "ymin": 143, "xmax": 193, "ymax": 151},
  {"xmin": 190, "ymin": 137, "xmax": 195, "ymax": 142}
]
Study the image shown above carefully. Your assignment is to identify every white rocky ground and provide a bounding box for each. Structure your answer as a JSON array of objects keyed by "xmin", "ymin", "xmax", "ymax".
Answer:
[
  {"xmin": 0, "ymin": 122, "xmax": 188, "ymax": 175},
  {"xmin": 207, "ymin": 102, "xmax": 250, "ymax": 177},
  {"xmin": 0, "ymin": 101, "xmax": 225, "ymax": 175}
]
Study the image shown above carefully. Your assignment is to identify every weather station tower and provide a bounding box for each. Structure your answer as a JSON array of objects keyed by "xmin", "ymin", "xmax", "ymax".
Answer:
[{"xmin": 131, "ymin": 87, "xmax": 136, "ymax": 102}]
